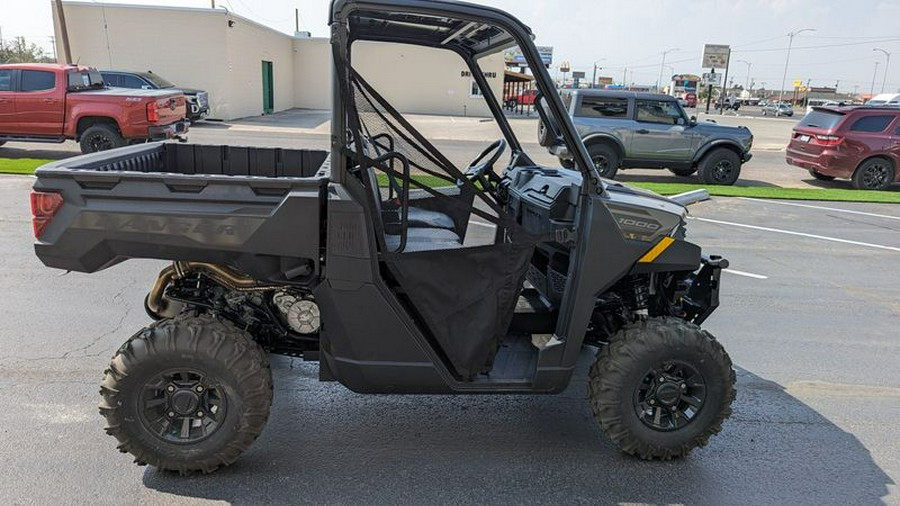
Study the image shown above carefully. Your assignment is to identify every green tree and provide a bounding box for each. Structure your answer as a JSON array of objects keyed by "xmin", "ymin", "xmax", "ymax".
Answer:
[{"xmin": 0, "ymin": 37, "xmax": 56, "ymax": 64}]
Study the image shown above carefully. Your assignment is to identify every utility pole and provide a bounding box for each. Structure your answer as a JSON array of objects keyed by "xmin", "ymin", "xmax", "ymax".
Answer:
[
  {"xmin": 873, "ymin": 48, "xmax": 891, "ymax": 94},
  {"xmin": 622, "ymin": 67, "xmax": 627, "ymax": 88},
  {"xmin": 719, "ymin": 48, "xmax": 732, "ymax": 115},
  {"xmin": 54, "ymin": 0, "xmax": 72, "ymax": 64},
  {"xmin": 657, "ymin": 48, "xmax": 679, "ymax": 94},
  {"xmin": 737, "ymin": 59, "xmax": 751, "ymax": 92},
  {"xmin": 295, "ymin": 8, "xmax": 300, "ymax": 33},
  {"xmin": 591, "ymin": 58, "xmax": 605, "ymax": 89},
  {"xmin": 870, "ymin": 61, "xmax": 880, "ymax": 99},
  {"xmin": 779, "ymin": 28, "xmax": 815, "ymax": 105}
]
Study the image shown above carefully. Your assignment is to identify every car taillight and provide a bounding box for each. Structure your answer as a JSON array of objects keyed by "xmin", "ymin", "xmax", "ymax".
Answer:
[
  {"xmin": 147, "ymin": 101, "xmax": 159, "ymax": 122},
  {"xmin": 30, "ymin": 191, "xmax": 64, "ymax": 239},
  {"xmin": 815, "ymin": 135, "xmax": 843, "ymax": 146}
]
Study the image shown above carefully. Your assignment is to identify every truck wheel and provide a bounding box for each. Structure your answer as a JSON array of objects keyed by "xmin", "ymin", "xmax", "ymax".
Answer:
[
  {"xmin": 99, "ymin": 313, "xmax": 273, "ymax": 474},
  {"xmin": 668, "ymin": 167, "xmax": 697, "ymax": 177},
  {"xmin": 537, "ymin": 119, "xmax": 555, "ymax": 147},
  {"xmin": 807, "ymin": 169, "xmax": 835, "ymax": 181},
  {"xmin": 587, "ymin": 143, "xmax": 620, "ymax": 179},
  {"xmin": 588, "ymin": 317, "xmax": 735, "ymax": 460},
  {"xmin": 698, "ymin": 149, "xmax": 741, "ymax": 185},
  {"xmin": 80, "ymin": 124, "xmax": 126, "ymax": 154},
  {"xmin": 851, "ymin": 158, "xmax": 894, "ymax": 190}
]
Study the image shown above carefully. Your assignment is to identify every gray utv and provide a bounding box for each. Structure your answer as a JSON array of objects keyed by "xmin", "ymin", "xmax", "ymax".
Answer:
[{"xmin": 30, "ymin": 0, "xmax": 735, "ymax": 473}]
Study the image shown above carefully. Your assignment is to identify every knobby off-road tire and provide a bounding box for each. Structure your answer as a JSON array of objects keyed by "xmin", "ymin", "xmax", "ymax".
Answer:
[
  {"xmin": 668, "ymin": 167, "xmax": 697, "ymax": 177},
  {"xmin": 698, "ymin": 148, "xmax": 741, "ymax": 185},
  {"xmin": 588, "ymin": 317, "xmax": 735, "ymax": 460},
  {"xmin": 587, "ymin": 143, "xmax": 620, "ymax": 179},
  {"xmin": 79, "ymin": 124, "xmax": 126, "ymax": 154},
  {"xmin": 99, "ymin": 313, "xmax": 273, "ymax": 474}
]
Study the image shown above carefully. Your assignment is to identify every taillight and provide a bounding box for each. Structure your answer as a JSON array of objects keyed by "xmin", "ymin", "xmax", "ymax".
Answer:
[
  {"xmin": 147, "ymin": 101, "xmax": 159, "ymax": 122},
  {"xmin": 30, "ymin": 191, "xmax": 64, "ymax": 239},
  {"xmin": 815, "ymin": 135, "xmax": 843, "ymax": 146}
]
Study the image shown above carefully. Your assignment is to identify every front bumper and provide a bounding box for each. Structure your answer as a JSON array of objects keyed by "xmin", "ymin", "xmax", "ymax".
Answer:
[
  {"xmin": 148, "ymin": 120, "xmax": 189, "ymax": 141},
  {"xmin": 682, "ymin": 255, "xmax": 728, "ymax": 325}
]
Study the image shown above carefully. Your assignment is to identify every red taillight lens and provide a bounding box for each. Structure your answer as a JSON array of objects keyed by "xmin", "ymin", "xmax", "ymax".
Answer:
[
  {"xmin": 30, "ymin": 191, "xmax": 64, "ymax": 239},
  {"xmin": 815, "ymin": 135, "xmax": 843, "ymax": 146},
  {"xmin": 146, "ymin": 101, "xmax": 159, "ymax": 122}
]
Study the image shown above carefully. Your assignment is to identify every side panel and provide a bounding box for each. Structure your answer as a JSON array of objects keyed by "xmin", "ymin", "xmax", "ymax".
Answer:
[{"xmin": 33, "ymin": 168, "xmax": 325, "ymax": 284}]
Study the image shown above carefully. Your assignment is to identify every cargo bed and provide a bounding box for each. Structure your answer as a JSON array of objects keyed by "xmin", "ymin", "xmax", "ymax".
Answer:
[{"xmin": 33, "ymin": 142, "xmax": 330, "ymax": 285}]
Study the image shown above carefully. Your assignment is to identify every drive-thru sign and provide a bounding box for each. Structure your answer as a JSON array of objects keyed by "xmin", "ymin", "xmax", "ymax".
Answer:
[{"xmin": 702, "ymin": 44, "xmax": 730, "ymax": 69}]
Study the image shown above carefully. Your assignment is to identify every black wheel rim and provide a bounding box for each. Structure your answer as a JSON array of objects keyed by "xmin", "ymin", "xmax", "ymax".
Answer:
[
  {"xmin": 711, "ymin": 159, "xmax": 735, "ymax": 182},
  {"xmin": 863, "ymin": 163, "xmax": 889, "ymax": 188},
  {"xmin": 87, "ymin": 133, "xmax": 112, "ymax": 152},
  {"xmin": 633, "ymin": 360, "xmax": 706, "ymax": 431},
  {"xmin": 592, "ymin": 154, "xmax": 612, "ymax": 177},
  {"xmin": 139, "ymin": 368, "xmax": 227, "ymax": 444}
]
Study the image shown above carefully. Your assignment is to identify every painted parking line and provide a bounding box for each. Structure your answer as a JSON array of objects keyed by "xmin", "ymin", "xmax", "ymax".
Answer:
[
  {"xmin": 738, "ymin": 197, "xmax": 900, "ymax": 221},
  {"xmin": 723, "ymin": 268, "xmax": 769, "ymax": 280},
  {"xmin": 689, "ymin": 216, "xmax": 900, "ymax": 253}
]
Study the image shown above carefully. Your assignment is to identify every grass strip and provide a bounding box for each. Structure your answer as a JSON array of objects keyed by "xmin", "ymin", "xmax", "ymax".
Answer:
[
  {"xmin": 629, "ymin": 182, "xmax": 900, "ymax": 204},
  {"xmin": 0, "ymin": 158, "xmax": 53, "ymax": 175}
]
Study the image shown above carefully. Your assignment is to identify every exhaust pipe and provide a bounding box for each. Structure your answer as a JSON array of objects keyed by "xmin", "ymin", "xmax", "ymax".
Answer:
[
  {"xmin": 146, "ymin": 261, "xmax": 279, "ymax": 318},
  {"xmin": 669, "ymin": 189, "xmax": 710, "ymax": 207}
]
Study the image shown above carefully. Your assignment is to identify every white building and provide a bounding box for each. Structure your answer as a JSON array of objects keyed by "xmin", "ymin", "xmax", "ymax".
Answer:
[{"xmin": 53, "ymin": 1, "xmax": 506, "ymax": 120}]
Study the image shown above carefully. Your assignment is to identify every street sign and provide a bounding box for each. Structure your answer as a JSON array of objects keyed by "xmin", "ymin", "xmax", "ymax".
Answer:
[
  {"xmin": 702, "ymin": 72, "xmax": 722, "ymax": 86},
  {"xmin": 702, "ymin": 44, "xmax": 730, "ymax": 69}
]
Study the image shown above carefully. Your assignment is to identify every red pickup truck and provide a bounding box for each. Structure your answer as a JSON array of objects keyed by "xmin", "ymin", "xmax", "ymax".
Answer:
[{"xmin": 0, "ymin": 63, "xmax": 188, "ymax": 154}]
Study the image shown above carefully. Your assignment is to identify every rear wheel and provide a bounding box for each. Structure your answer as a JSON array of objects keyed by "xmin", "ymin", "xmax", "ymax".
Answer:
[
  {"xmin": 808, "ymin": 169, "xmax": 835, "ymax": 181},
  {"xmin": 589, "ymin": 317, "xmax": 735, "ymax": 460},
  {"xmin": 668, "ymin": 167, "xmax": 697, "ymax": 177},
  {"xmin": 99, "ymin": 313, "xmax": 273, "ymax": 474},
  {"xmin": 851, "ymin": 158, "xmax": 895, "ymax": 190},
  {"xmin": 587, "ymin": 143, "xmax": 620, "ymax": 179},
  {"xmin": 79, "ymin": 124, "xmax": 126, "ymax": 154},
  {"xmin": 537, "ymin": 119, "xmax": 555, "ymax": 147},
  {"xmin": 698, "ymin": 148, "xmax": 741, "ymax": 185}
]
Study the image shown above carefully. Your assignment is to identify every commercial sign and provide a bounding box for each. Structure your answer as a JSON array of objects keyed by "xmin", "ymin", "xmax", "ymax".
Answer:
[
  {"xmin": 701, "ymin": 44, "xmax": 730, "ymax": 69},
  {"xmin": 702, "ymin": 72, "xmax": 722, "ymax": 86},
  {"xmin": 504, "ymin": 46, "xmax": 554, "ymax": 66},
  {"xmin": 572, "ymin": 71, "xmax": 586, "ymax": 79}
]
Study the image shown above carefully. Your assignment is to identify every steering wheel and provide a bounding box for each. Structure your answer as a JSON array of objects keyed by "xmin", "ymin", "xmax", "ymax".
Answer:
[{"xmin": 462, "ymin": 139, "xmax": 507, "ymax": 191}]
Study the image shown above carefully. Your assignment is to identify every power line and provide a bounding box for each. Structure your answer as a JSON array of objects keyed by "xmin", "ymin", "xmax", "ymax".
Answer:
[{"xmin": 735, "ymin": 38, "xmax": 900, "ymax": 54}]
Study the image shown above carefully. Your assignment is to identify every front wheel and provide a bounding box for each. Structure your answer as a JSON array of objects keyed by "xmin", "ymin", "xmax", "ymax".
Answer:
[
  {"xmin": 587, "ymin": 143, "xmax": 620, "ymax": 179},
  {"xmin": 808, "ymin": 169, "xmax": 835, "ymax": 181},
  {"xmin": 589, "ymin": 317, "xmax": 735, "ymax": 460},
  {"xmin": 668, "ymin": 167, "xmax": 697, "ymax": 177},
  {"xmin": 99, "ymin": 313, "xmax": 273, "ymax": 474},
  {"xmin": 698, "ymin": 148, "xmax": 741, "ymax": 185}
]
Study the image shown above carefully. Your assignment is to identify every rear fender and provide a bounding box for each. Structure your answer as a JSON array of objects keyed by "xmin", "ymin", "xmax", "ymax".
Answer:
[{"xmin": 581, "ymin": 133, "xmax": 626, "ymax": 158}]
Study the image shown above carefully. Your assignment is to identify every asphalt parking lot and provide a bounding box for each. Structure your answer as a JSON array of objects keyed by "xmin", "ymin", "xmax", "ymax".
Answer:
[{"xmin": 0, "ymin": 171, "xmax": 897, "ymax": 504}]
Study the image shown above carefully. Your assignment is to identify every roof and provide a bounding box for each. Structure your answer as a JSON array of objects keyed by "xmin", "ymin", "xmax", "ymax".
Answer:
[
  {"xmin": 330, "ymin": 0, "xmax": 532, "ymax": 59},
  {"xmin": 0, "ymin": 63, "xmax": 94, "ymax": 72},
  {"xmin": 815, "ymin": 105, "xmax": 900, "ymax": 114},
  {"xmin": 566, "ymin": 89, "xmax": 678, "ymax": 101}
]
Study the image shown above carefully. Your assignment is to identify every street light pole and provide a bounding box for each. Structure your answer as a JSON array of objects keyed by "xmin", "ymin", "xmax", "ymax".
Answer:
[
  {"xmin": 870, "ymin": 60, "xmax": 880, "ymax": 100},
  {"xmin": 657, "ymin": 48, "xmax": 679, "ymax": 94},
  {"xmin": 873, "ymin": 48, "xmax": 891, "ymax": 94},
  {"xmin": 778, "ymin": 28, "xmax": 815, "ymax": 105},
  {"xmin": 591, "ymin": 58, "xmax": 606, "ymax": 88},
  {"xmin": 737, "ymin": 59, "xmax": 751, "ymax": 91}
]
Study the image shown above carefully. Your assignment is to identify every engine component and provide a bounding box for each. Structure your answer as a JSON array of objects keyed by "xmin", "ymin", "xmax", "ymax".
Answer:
[{"xmin": 272, "ymin": 292, "xmax": 321, "ymax": 335}]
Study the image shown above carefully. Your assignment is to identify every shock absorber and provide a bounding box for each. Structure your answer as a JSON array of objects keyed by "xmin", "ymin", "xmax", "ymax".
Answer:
[{"xmin": 632, "ymin": 277, "xmax": 650, "ymax": 318}]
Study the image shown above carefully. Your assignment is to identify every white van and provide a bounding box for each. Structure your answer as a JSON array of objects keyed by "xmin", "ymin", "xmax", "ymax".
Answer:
[
  {"xmin": 865, "ymin": 93, "xmax": 900, "ymax": 107},
  {"xmin": 806, "ymin": 98, "xmax": 839, "ymax": 114}
]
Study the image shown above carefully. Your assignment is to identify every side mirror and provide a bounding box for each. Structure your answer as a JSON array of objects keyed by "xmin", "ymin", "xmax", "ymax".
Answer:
[
  {"xmin": 141, "ymin": 85, "xmax": 153, "ymax": 90},
  {"xmin": 689, "ymin": 116, "xmax": 697, "ymax": 126}
]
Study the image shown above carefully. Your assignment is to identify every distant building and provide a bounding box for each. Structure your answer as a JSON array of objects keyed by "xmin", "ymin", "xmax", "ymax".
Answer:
[{"xmin": 53, "ymin": 1, "xmax": 505, "ymax": 120}]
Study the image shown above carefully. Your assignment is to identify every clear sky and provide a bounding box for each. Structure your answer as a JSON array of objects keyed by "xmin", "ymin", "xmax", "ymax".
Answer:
[{"xmin": 2, "ymin": 0, "xmax": 898, "ymax": 94}]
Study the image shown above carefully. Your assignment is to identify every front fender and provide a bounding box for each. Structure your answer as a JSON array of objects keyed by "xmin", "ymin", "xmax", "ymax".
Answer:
[{"xmin": 693, "ymin": 139, "xmax": 747, "ymax": 164}]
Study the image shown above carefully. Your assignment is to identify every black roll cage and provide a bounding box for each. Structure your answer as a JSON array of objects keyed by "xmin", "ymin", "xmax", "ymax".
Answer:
[{"xmin": 328, "ymin": 0, "xmax": 602, "ymax": 195}]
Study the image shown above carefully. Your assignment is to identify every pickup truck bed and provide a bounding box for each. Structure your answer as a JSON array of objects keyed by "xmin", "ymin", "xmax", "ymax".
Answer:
[{"xmin": 33, "ymin": 142, "xmax": 330, "ymax": 285}]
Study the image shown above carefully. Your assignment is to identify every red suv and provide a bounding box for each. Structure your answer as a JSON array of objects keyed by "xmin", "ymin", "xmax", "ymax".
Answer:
[{"xmin": 786, "ymin": 106, "xmax": 900, "ymax": 190}]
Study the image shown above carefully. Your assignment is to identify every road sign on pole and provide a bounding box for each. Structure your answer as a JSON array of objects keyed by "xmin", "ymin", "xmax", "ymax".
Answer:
[{"xmin": 702, "ymin": 44, "xmax": 730, "ymax": 69}]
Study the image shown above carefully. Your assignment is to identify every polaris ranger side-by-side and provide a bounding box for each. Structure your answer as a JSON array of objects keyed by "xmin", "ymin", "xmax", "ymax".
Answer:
[{"xmin": 30, "ymin": 0, "xmax": 735, "ymax": 473}]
